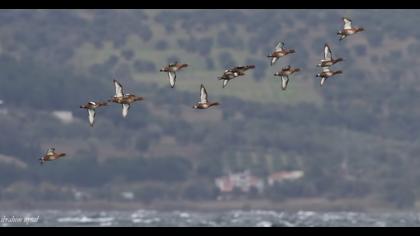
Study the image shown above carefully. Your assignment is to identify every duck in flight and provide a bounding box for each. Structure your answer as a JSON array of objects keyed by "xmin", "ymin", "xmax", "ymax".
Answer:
[
  {"xmin": 317, "ymin": 43, "xmax": 343, "ymax": 67},
  {"xmin": 79, "ymin": 101, "xmax": 108, "ymax": 127},
  {"xmin": 39, "ymin": 148, "xmax": 66, "ymax": 165},
  {"xmin": 315, "ymin": 66, "xmax": 343, "ymax": 86},
  {"xmin": 274, "ymin": 65, "xmax": 301, "ymax": 90},
  {"xmin": 267, "ymin": 41, "xmax": 295, "ymax": 66},
  {"xmin": 218, "ymin": 65, "xmax": 255, "ymax": 88},
  {"xmin": 159, "ymin": 61, "xmax": 189, "ymax": 88},
  {"xmin": 108, "ymin": 80, "xmax": 144, "ymax": 118},
  {"xmin": 337, "ymin": 17, "xmax": 364, "ymax": 41},
  {"xmin": 192, "ymin": 84, "xmax": 219, "ymax": 109}
]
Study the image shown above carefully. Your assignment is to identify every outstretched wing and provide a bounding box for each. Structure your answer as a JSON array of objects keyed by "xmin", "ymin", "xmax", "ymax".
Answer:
[
  {"xmin": 343, "ymin": 17, "xmax": 352, "ymax": 30},
  {"xmin": 88, "ymin": 109, "xmax": 95, "ymax": 127},
  {"xmin": 113, "ymin": 80, "xmax": 124, "ymax": 97},
  {"xmin": 200, "ymin": 84, "xmax": 208, "ymax": 104},
  {"xmin": 275, "ymin": 41, "xmax": 285, "ymax": 51},
  {"xmin": 281, "ymin": 76, "xmax": 289, "ymax": 90},
  {"xmin": 168, "ymin": 71, "xmax": 176, "ymax": 88},
  {"xmin": 324, "ymin": 44, "xmax": 332, "ymax": 61},
  {"xmin": 122, "ymin": 104, "xmax": 130, "ymax": 118},
  {"xmin": 270, "ymin": 57, "xmax": 279, "ymax": 66},
  {"xmin": 222, "ymin": 79, "xmax": 229, "ymax": 88}
]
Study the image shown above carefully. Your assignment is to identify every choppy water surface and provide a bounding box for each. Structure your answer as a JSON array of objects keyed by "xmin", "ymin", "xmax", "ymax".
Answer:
[{"xmin": 2, "ymin": 210, "xmax": 420, "ymax": 226}]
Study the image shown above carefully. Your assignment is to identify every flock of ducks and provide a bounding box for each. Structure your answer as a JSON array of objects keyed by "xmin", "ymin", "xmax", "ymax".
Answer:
[{"xmin": 39, "ymin": 17, "xmax": 364, "ymax": 164}]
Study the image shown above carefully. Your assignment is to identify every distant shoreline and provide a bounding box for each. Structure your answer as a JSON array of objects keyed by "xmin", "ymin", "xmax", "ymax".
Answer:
[{"xmin": 0, "ymin": 198, "xmax": 413, "ymax": 213}]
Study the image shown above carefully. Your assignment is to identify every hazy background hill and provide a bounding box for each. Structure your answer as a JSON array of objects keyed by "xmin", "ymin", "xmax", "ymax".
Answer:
[{"xmin": 1, "ymin": 9, "xmax": 420, "ymax": 210}]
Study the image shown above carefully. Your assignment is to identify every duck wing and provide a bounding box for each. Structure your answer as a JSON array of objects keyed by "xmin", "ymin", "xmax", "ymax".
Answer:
[
  {"xmin": 324, "ymin": 44, "xmax": 332, "ymax": 61},
  {"xmin": 343, "ymin": 17, "xmax": 352, "ymax": 30},
  {"xmin": 200, "ymin": 84, "xmax": 208, "ymax": 104},
  {"xmin": 122, "ymin": 104, "xmax": 130, "ymax": 118},
  {"xmin": 222, "ymin": 79, "xmax": 229, "ymax": 88},
  {"xmin": 113, "ymin": 80, "xmax": 124, "ymax": 97},
  {"xmin": 88, "ymin": 109, "xmax": 96, "ymax": 127},
  {"xmin": 281, "ymin": 76, "xmax": 289, "ymax": 90},
  {"xmin": 275, "ymin": 41, "xmax": 285, "ymax": 51},
  {"xmin": 168, "ymin": 71, "xmax": 176, "ymax": 88},
  {"xmin": 270, "ymin": 57, "xmax": 279, "ymax": 66}
]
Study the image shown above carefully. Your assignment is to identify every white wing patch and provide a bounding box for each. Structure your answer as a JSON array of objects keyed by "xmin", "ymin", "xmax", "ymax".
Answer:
[
  {"xmin": 324, "ymin": 44, "xmax": 332, "ymax": 61},
  {"xmin": 168, "ymin": 71, "xmax": 176, "ymax": 88},
  {"xmin": 200, "ymin": 85, "xmax": 208, "ymax": 104},
  {"xmin": 343, "ymin": 18, "xmax": 352, "ymax": 30},
  {"xmin": 114, "ymin": 80, "xmax": 124, "ymax": 97},
  {"xmin": 320, "ymin": 77, "xmax": 327, "ymax": 86},
  {"xmin": 223, "ymin": 79, "xmax": 229, "ymax": 88},
  {"xmin": 122, "ymin": 104, "xmax": 130, "ymax": 118},
  {"xmin": 88, "ymin": 109, "xmax": 96, "ymax": 126},
  {"xmin": 271, "ymin": 57, "xmax": 278, "ymax": 66},
  {"xmin": 281, "ymin": 76, "xmax": 289, "ymax": 90},
  {"xmin": 275, "ymin": 41, "xmax": 284, "ymax": 51}
]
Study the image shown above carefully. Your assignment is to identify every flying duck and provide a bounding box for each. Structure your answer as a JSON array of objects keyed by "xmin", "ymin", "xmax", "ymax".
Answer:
[
  {"xmin": 159, "ymin": 61, "xmax": 189, "ymax": 88},
  {"xmin": 267, "ymin": 41, "xmax": 295, "ymax": 66},
  {"xmin": 108, "ymin": 80, "xmax": 144, "ymax": 118},
  {"xmin": 315, "ymin": 66, "xmax": 343, "ymax": 86},
  {"xmin": 79, "ymin": 101, "xmax": 108, "ymax": 127},
  {"xmin": 337, "ymin": 17, "xmax": 364, "ymax": 41},
  {"xmin": 274, "ymin": 65, "xmax": 301, "ymax": 90},
  {"xmin": 39, "ymin": 148, "xmax": 66, "ymax": 165},
  {"xmin": 317, "ymin": 43, "xmax": 343, "ymax": 67},
  {"xmin": 218, "ymin": 65, "xmax": 255, "ymax": 88},
  {"xmin": 218, "ymin": 70, "xmax": 242, "ymax": 88},
  {"xmin": 192, "ymin": 84, "xmax": 219, "ymax": 109},
  {"xmin": 227, "ymin": 65, "xmax": 256, "ymax": 74}
]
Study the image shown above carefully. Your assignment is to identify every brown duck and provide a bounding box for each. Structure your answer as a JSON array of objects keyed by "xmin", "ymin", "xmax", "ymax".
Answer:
[
  {"xmin": 218, "ymin": 65, "xmax": 254, "ymax": 88},
  {"xmin": 274, "ymin": 65, "xmax": 301, "ymax": 90},
  {"xmin": 315, "ymin": 67, "xmax": 343, "ymax": 86},
  {"xmin": 218, "ymin": 70, "xmax": 242, "ymax": 88},
  {"xmin": 159, "ymin": 61, "xmax": 188, "ymax": 88},
  {"xmin": 79, "ymin": 101, "xmax": 108, "ymax": 127},
  {"xmin": 267, "ymin": 41, "xmax": 295, "ymax": 66},
  {"xmin": 228, "ymin": 65, "xmax": 255, "ymax": 74},
  {"xmin": 39, "ymin": 148, "xmax": 66, "ymax": 165},
  {"xmin": 317, "ymin": 43, "xmax": 343, "ymax": 67},
  {"xmin": 108, "ymin": 80, "xmax": 144, "ymax": 118},
  {"xmin": 337, "ymin": 17, "xmax": 364, "ymax": 41},
  {"xmin": 193, "ymin": 84, "xmax": 219, "ymax": 109}
]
